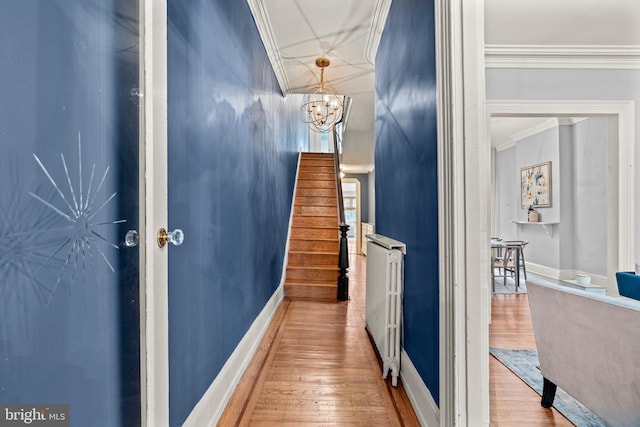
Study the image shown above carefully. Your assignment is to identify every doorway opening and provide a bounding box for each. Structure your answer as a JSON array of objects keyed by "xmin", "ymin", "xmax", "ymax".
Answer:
[{"xmin": 341, "ymin": 178, "xmax": 361, "ymax": 254}]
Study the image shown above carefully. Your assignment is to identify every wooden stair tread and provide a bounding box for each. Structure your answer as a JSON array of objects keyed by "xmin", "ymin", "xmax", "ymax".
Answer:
[
  {"xmin": 290, "ymin": 237, "xmax": 338, "ymax": 242},
  {"xmin": 284, "ymin": 281, "xmax": 336, "ymax": 287},
  {"xmin": 287, "ymin": 266, "xmax": 339, "ymax": 271},
  {"xmin": 289, "ymin": 250, "xmax": 338, "ymax": 255},
  {"xmin": 292, "ymin": 225, "xmax": 337, "ymax": 230}
]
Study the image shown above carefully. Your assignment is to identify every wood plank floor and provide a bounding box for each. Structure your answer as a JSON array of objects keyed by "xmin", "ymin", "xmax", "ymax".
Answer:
[
  {"xmin": 220, "ymin": 242, "xmax": 420, "ymax": 426},
  {"xmin": 221, "ymin": 241, "xmax": 575, "ymax": 426},
  {"xmin": 490, "ymin": 293, "xmax": 573, "ymax": 426}
]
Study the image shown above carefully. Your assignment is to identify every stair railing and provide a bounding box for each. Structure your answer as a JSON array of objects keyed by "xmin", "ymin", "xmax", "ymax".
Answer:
[{"xmin": 333, "ymin": 126, "xmax": 349, "ymax": 301}]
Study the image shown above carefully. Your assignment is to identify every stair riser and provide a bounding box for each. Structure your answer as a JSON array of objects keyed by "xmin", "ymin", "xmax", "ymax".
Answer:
[
  {"xmin": 284, "ymin": 284, "xmax": 336, "ymax": 301},
  {"xmin": 289, "ymin": 239, "xmax": 339, "ymax": 253},
  {"xmin": 300, "ymin": 159, "xmax": 334, "ymax": 167},
  {"xmin": 291, "ymin": 227, "xmax": 338, "ymax": 240},
  {"xmin": 286, "ymin": 268, "xmax": 340, "ymax": 282},
  {"xmin": 295, "ymin": 187, "xmax": 337, "ymax": 197},
  {"xmin": 293, "ymin": 205, "xmax": 338, "ymax": 217},
  {"xmin": 288, "ymin": 252, "xmax": 338, "ymax": 266},
  {"xmin": 299, "ymin": 165, "xmax": 335, "ymax": 174},
  {"xmin": 297, "ymin": 180, "xmax": 336, "ymax": 189},
  {"xmin": 295, "ymin": 196, "xmax": 336, "ymax": 206},
  {"xmin": 293, "ymin": 216, "xmax": 338, "ymax": 228},
  {"xmin": 298, "ymin": 172, "xmax": 335, "ymax": 181},
  {"xmin": 301, "ymin": 152, "xmax": 333, "ymax": 158}
]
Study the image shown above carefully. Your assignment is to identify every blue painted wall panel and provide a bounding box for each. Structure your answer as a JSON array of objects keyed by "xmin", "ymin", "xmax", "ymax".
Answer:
[
  {"xmin": 375, "ymin": 0, "xmax": 439, "ymax": 403},
  {"xmin": 0, "ymin": 1, "xmax": 141, "ymax": 425},
  {"xmin": 167, "ymin": 0, "xmax": 308, "ymax": 424}
]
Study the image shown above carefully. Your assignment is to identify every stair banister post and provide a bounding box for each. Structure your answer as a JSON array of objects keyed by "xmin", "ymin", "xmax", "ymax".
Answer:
[
  {"xmin": 337, "ymin": 223, "xmax": 349, "ymax": 301},
  {"xmin": 333, "ymin": 125, "xmax": 349, "ymax": 301}
]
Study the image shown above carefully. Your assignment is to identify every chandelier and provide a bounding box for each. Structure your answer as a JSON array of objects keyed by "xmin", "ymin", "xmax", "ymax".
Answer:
[{"xmin": 301, "ymin": 58, "xmax": 344, "ymax": 133}]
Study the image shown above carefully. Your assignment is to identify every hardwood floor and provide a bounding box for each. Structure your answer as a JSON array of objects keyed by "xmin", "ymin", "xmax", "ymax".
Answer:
[
  {"xmin": 490, "ymin": 294, "xmax": 573, "ymax": 426},
  {"xmin": 220, "ymin": 243, "xmax": 420, "ymax": 426},
  {"xmin": 222, "ymin": 244, "xmax": 574, "ymax": 426}
]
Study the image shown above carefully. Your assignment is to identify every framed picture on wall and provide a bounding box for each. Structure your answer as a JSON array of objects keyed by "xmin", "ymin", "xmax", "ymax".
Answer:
[{"xmin": 521, "ymin": 161, "xmax": 552, "ymax": 208}]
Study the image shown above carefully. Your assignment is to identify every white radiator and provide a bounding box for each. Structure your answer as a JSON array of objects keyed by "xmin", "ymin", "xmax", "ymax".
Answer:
[{"xmin": 365, "ymin": 234, "xmax": 406, "ymax": 387}]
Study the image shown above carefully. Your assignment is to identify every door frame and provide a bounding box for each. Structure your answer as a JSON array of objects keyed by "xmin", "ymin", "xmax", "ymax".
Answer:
[
  {"xmin": 486, "ymin": 100, "xmax": 636, "ymax": 291},
  {"xmin": 436, "ymin": 0, "xmax": 490, "ymax": 424},
  {"xmin": 140, "ymin": 0, "xmax": 169, "ymax": 425},
  {"xmin": 341, "ymin": 178, "xmax": 362, "ymax": 254}
]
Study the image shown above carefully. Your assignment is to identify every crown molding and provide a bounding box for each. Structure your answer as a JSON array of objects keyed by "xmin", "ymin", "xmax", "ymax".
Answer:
[
  {"xmin": 340, "ymin": 163, "xmax": 375, "ymax": 174},
  {"xmin": 247, "ymin": 0, "xmax": 291, "ymax": 95},
  {"xmin": 365, "ymin": 0, "xmax": 393, "ymax": 65},
  {"xmin": 485, "ymin": 44, "xmax": 640, "ymax": 69},
  {"xmin": 493, "ymin": 117, "xmax": 558, "ymax": 152},
  {"xmin": 558, "ymin": 117, "xmax": 588, "ymax": 126}
]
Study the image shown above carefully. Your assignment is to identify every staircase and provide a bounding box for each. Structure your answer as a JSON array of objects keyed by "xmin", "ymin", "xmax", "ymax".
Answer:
[{"xmin": 285, "ymin": 152, "xmax": 340, "ymax": 300}]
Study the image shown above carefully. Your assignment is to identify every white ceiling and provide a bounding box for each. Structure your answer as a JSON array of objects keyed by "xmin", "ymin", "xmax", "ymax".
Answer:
[{"xmin": 249, "ymin": 0, "xmax": 640, "ymax": 165}]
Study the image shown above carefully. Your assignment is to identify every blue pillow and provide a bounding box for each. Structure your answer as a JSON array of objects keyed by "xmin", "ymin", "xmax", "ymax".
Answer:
[{"xmin": 616, "ymin": 272, "xmax": 640, "ymax": 301}]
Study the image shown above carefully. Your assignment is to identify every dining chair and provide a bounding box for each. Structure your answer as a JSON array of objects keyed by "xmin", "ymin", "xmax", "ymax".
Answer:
[
  {"xmin": 502, "ymin": 240, "xmax": 528, "ymax": 280},
  {"xmin": 491, "ymin": 246, "xmax": 516, "ymax": 291}
]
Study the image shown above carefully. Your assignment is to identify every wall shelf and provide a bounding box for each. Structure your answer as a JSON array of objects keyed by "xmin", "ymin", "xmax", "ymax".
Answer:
[{"xmin": 511, "ymin": 220, "xmax": 559, "ymax": 236}]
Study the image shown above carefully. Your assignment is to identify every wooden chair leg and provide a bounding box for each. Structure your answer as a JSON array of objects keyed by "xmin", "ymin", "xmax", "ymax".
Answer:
[{"xmin": 520, "ymin": 248, "xmax": 527, "ymax": 279}]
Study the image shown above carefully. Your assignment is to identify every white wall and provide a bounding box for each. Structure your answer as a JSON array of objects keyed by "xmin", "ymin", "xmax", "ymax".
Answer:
[
  {"xmin": 494, "ymin": 118, "xmax": 608, "ymax": 276},
  {"xmin": 368, "ymin": 169, "xmax": 376, "ymax": 224},
  {"xmin": 558, "ymin": 124, "xmax": 576, "ymax": 271},
  {"xmin": 495, "ymin": 127, "xmax": 560, "ymax": 268},
  {"xmin": 573, "ymin": 117, "xmax": 608, "ymax": 275},
  {"xmin": 487, "ymin": 68, "xmax": 640, "ymax": 266},
  {"xmin": 342, "ymin": 129, "xmax": 374, "ymax": 169},
  {"xmin": 494, "ymin": 147, "xmax": 518, "ymax": 239}
]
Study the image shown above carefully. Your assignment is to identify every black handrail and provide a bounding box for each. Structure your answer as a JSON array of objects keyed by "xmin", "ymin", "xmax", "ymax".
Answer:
[{"xmin": 333, "ymin": 125, "xmax": 349, "ymax": 301}]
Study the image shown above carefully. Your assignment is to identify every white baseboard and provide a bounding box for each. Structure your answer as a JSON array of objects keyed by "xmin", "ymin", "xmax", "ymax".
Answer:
[
  {"xmin": 526, "ymin": 262, "xmax": 608, "ymax": 286},
  {"xmin": 400, "ymin": 350, "xmax": 439, "ymax": 427},
  {"xmin": 183, "ymin": 154, "xmax": 301, "ymax": 427}
]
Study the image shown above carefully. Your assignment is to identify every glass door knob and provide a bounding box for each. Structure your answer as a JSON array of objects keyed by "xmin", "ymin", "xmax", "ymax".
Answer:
[
  {"xmin": 124, "ymin": 230, "xmax": 139, "ymax": 247},
  {"xmin": 157, "ymin": 228, "xmax": 184, "ymax": 248}
]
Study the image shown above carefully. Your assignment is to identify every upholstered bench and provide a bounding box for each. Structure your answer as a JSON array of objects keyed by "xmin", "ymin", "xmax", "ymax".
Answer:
[
  {"xmin": 527, "ymin": 281, "xmax": 640, "ymax": 426},
  {"xmin": 616, "ymin": 271, "xmax": 640, "ymax": 301}
]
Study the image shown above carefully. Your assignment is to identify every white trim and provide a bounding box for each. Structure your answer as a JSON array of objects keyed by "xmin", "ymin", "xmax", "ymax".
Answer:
[
  {"xmin": 341, "ymin": 178, "xmax": 361, "ymax": 254},
  {"xmin": 340, "ymin": 163, "xmax": 375, "ymax": 174},
  {"xmin": 485, "ymin": 44, "xmax": 640, "ymax": 69},
  {"xmin": 492, "ymin": 117, "xmax": 558, "ymax": 152},
  {"xmin": 142, "ymin": 0, "xmax": 169, "ymax": 425},
  {"xmin": 558, "ymin": 117, "xmax": 588, "ymax": 126},
  {"xmin": 279, "ymin": 153, "xmax": 302, "ymax": 286},
  {"xmin": 436, "ymin": 0, "xmax": 489, "ymax": 425},
  {"xmin": 434, "ymin": 0, "xmax": 458, "ymax": 423},
  {"xmin": 524, "ymin": 262, "xmax": 564, "ymax": 280},
  {"xmin": 400, "ymin": 351, "xmax": 439, "ymax": 427},
  {"xmin": 364, "ymin": 0, "xmax": 393, "ymax": 65},
  {"xmin": 526, "ymin": 263, "xmax": 609, "ymax": 288},
  {"xmin": 247, "ymin": 0, "xmax": 291, "ymax": 95},
  {"xmin": 486, "ymin": 100, "xmax": 636, "ymax": 282},
  {"xmin": 183, "ymin": 285, "xmax": 285, "ymax": 427}
]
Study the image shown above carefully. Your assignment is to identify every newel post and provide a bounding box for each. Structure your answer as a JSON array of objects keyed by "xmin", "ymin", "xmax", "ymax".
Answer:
[{"xmin": 337, "ymin": 223, "xmax": 349, "ymax": 301}]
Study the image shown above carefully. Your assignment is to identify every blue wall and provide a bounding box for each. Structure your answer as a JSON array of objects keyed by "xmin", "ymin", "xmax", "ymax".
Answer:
[
  {"xmin": 375, "ymin": 0, "xmax": 439, "ymax": 403},
  {"xmin": 167, "ymin": 0, "xmax": 308, "ymax": 424}
]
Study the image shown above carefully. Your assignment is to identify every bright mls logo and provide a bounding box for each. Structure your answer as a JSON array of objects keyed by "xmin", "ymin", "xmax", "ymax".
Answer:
[{"xmin": 0, "ymin": 405, "xmax": 68, "ymax": 427}]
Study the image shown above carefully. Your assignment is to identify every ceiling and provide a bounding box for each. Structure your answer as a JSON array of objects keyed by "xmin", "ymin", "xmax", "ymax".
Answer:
[{"xmin": 249, "ymin": 0, "xmax": 640, "ymax": 166}]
